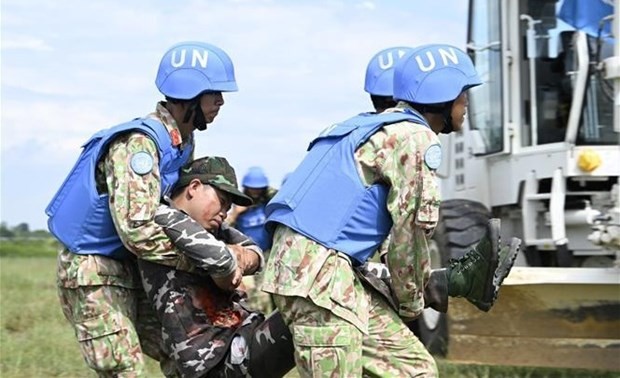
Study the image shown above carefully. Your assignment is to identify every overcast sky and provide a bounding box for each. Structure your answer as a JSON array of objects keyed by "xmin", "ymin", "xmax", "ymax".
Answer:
[{"xmin": 1, "ymin": 0, "xmax": 468, "ymax": 230}]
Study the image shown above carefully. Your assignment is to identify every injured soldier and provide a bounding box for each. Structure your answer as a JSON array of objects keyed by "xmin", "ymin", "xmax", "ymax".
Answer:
[{"xmin": 137, "ymin": 156, "xmax": 295, "ymax": 378}]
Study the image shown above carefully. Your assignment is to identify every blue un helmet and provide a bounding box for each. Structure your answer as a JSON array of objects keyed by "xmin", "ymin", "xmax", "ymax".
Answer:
[
  {"xmin": 364, "ymin": 46, "xmax": 414, "ymax": 96},
  {"xmin": 393, "ymin": 44, "xmax": 481, "ymax": 133},
  {"xmin": 156, "ymin": 41, "xmax": 238, "ymax": 100},
  {"xmin": 393, "ymin": 44, "xmax": 481, "ymax": 104},
  {"xmin": 242, "ymin": 167, "xmax": 269, "ymax": 189}
]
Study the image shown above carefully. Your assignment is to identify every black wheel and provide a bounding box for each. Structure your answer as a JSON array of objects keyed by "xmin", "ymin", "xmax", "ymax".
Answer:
[
  {"xmin": 435, "ymin": 199, "xmax": 491, "ymax": 260},
  {"xmin": 525, "ymin": 244, "xmax": 574, "ymax": 267},
  {"xmin": 411, "ymin": 199, "xmax": 491, "ymax": 356}
]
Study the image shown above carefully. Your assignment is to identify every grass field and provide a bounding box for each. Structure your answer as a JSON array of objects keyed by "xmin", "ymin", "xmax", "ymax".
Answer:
[
  {"xmin": 1, "ymin": 241, "xmax": 617, "ymax": 377},
  {"xmin": 0, "ymin": 242, "xmax": 163, "ymax": 378}
]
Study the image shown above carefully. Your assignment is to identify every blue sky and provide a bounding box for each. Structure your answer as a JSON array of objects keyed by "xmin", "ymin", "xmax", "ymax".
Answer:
[{"xmin": 1, "ymin": 0, "xmax": 468, "ymax": 230}]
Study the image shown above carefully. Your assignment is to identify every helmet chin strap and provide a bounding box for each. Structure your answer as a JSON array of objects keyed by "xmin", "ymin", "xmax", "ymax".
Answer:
[
  {"xmin": 193, "ymin": 107, "xmax": 207, "ymax": 131},
  {"xmin": 182, "ymin": 100, "xmax": 207, "ymax": 131},
  {"xmin": 440, "ymin": 100, "xmax": 455, "ymax": 134}
]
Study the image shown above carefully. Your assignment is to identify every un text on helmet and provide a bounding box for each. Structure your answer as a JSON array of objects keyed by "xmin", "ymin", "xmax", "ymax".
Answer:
[
  {"xmin": 378, "ymin": 49, "xmax": 409, "ymax": 70},
  {"xmin": 415, "ymin": 47, "xmax": 459, "ymax": 72},
  {"xmin": 171, "ymin": 49, "xmax": 209, "ymax": 69}
]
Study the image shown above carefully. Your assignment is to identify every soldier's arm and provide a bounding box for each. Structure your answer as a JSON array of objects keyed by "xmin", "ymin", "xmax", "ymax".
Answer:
[
  {"xmin": 381, "ymin": 125, "xmax": 441, "ymax": 320},
  {"xmin": 104, "ymin": 132, "xmax": 183, "ymax": 266},
  {"xmin": 219, "ymin": 223, "xmax": 264, "ymax": 275},
  {"xmin": 153, "ymin": 205, "xmax": 238, "ymax": 277}
]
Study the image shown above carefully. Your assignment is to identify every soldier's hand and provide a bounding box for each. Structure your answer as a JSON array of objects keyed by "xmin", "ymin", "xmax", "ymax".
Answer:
[
  {"xmin": 212, "ymin": 267, "xmax": 243, "ymax": 292},
  {"xmin": 228, "ymin": 244, "xmax": 259, "ymax": 275}
]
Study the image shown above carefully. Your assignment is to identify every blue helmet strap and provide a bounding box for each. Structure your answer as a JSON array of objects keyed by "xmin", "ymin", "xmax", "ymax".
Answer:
[
  {"xmin": 182, "ymin": 98, "xmax": 207, "ymax": 131},
  {"xmin": 193, "ymin": 104, "xmax": 206, "ymax": 131},
  {"xmin": 440, "ymin": 100, "xmax": 455, "ymax": 134},
  {"xmin": 409, "ymin": 100, "xmax": 455, "ymax": 134}
]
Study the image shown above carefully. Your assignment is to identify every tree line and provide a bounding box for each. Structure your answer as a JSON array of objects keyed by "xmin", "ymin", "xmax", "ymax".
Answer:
[{"xmin": 0, "ymin": 221, "xmax": 52, "ymax": 239}]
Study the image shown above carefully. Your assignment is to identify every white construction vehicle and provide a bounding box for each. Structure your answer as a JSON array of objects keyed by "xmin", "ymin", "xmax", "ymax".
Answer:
[{"xmin": 414, "ymin": 0, "xmax": 620, "ymax": 371}]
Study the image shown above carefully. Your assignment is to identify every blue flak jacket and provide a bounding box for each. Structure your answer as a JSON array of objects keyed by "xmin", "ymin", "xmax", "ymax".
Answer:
[
  {"xmin": 236, "ymin": 204, "xmax": 272, "ymax": 251},
  {"xmin": 265, "ymin": 110, "xmax": 429, "ymax": 265},
  {"xmin": 45, "ymin": 118, "xmax": 192, "ymax": 259}
]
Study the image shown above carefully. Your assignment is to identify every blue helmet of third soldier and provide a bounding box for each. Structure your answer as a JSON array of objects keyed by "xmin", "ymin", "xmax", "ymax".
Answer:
[
  {"xmin": 156, "ymin": 41, "xmax": 238, "ymax": 100},
  {"xmin": 242, "ymin": 167, "xmax": 269, "ymax": 189},
  {"xmin": 393, "ymin": 44, "xmax": 482, "ymax": 104},
  {"xmin": 364, "ymin": 46, "xmax": 414, "ymax": 96}
]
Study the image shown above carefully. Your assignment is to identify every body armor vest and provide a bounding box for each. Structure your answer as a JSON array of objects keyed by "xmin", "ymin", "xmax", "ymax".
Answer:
[
  {"xmin": 46, "ymin": 118, "xmax": 192, "ymax": 258},
  {"xmin": 266, "ymin": 110, "xmax": 429, "ymax": 265}
]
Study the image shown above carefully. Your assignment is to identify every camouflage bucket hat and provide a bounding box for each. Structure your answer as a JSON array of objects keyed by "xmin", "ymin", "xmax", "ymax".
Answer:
[{"xmin": 176, "ymin": 156, "xmax": 253, "ymax": 206}]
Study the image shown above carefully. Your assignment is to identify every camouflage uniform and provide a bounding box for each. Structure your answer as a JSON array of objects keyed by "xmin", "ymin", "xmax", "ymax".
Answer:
[
  {"xmin": 262, "ymin": 104, "xmax": 440, "ymax": 377},
  {"xmin": 56, "ymin": 102, "xmax": 189, "ymax": 377},
  {"xmin": 139, "ymin": 203, "xmax": 294, "ymax": 378},
  {"xmin": 234, "ymin": 187, "xmax": 278, "ymax": 315}
]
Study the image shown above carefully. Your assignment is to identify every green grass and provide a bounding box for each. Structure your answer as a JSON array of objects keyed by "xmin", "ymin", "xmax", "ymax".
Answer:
[
  {"xmin": 0, "ymin": 238, "xmax": 61, "ymax": 257},
  {"xmin": 0, "ymin": 244, "xmax": 617, "ymax": 377},
  {"xmin": 0, "ymin": 253, "xmax": 162, "ymax": 377}
]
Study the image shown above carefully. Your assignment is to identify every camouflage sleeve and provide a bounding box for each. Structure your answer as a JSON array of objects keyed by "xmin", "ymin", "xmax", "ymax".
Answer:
[
  {"xmin": 380, "ymin": 124, "xmax": 441, "ymax": 319},
  {"xmin": 104, "ymin": 132, "xmax": 180, "ymax": 265},
  {"xmin": 154, "ymin": 205, "xmax": 238, "ymax": 277},
  {"xmin": 218, "ymin": 223, "xmax": 265, "ymax": 271}
]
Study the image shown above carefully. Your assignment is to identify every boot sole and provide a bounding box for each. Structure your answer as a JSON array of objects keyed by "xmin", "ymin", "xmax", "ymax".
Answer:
[
  {"xmin": 492, "ymin": 237, "xmax": 521, "ymax": 302},
  {"xmin": 480, "ymin": 218, "xmax": 501, "ymax": 309}
]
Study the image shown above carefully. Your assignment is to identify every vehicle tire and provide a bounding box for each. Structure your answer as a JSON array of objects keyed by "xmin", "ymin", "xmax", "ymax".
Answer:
[
  {"xmin": 435, "ymin": 199, "xmax": 491, "ymax": 260},
  {"xmin": 411, "ymin": 199, "xmax": 491, "ymax": 356}
]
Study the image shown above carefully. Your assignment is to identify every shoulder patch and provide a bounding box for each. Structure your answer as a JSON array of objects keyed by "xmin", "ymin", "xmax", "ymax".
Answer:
[
  {"xmin": 424, "ymin": 144, "xmax": 442, "ymax": 170},
  {"xmin": 130, "ymin": 151, "xmax": 154, "ymax": 175}
]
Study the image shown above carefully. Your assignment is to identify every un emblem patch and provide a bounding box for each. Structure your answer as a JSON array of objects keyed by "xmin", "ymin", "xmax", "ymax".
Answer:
[
  {"xmin": 424, "ymin": 144, "xmax": 442, "ymax": 170},
  {"xmin": 130, "ymin": 151, "xmax": 154, "ymax": 175}
]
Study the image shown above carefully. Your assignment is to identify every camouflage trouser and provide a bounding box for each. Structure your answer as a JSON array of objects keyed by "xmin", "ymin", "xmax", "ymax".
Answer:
[
  {"xmin": 273, "ymin": 290, "xmax": 438, "ymax": 377},
  {"xmin": 138, "ymin": 259, "xmax": 295, "ymax": 378},
  {"xmin": 57, "ymin": 250, "xmax": 167, "ymax": 377},
  {"xmin": 205, "ymin": 311, "xmax": 296, "ymax": 378}
]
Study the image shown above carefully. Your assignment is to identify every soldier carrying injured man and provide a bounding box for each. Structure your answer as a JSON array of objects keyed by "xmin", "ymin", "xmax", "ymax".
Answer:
[{"xmin": 138, "ymin": 154, "xmax": 519, "ymax": 377}]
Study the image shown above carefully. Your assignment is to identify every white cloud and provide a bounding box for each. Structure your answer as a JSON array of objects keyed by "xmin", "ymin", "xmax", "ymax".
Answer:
[
  {"xmin": 2, "ymin": 35, "xmax": 53, "ymax": 51},
  {"xmin": 357, "ymin": 0, "xmax": 376, "ymax": 10},
  {"xmin": 1, "ymin": 0, "xmax": 468, "ymax": 229},
  {"xmin": 1, "ymin": 99, "xmax": 119, "ymax": 157}
]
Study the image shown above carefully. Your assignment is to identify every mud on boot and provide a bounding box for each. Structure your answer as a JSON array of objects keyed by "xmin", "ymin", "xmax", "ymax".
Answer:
[
  {"xmin": 447, "ymin": 218, "xmax": 501, "ymax": 312},
  {"xmin": 491, "ymin": 237, "xmax": 521, "ymax": 305}
]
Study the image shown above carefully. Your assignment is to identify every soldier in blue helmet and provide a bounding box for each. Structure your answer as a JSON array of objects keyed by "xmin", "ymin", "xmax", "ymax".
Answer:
[
  {"xmin": 48, "ymin": 41, "xmax": 240, "ymax": 377},
  {"xmin": 364, "ymin": 47, "xmax": 521, "ymax": 317},
  {"xmin": 230, "ymin": 167, "xmax": 277, "ymax": 252},
  {"xmin": 364, "ymin": 46, "xmax": 415, "ymax": 113},
  {"xmin": 261, "ymin": 44, "xmax": 521, "ymax": 376}
]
